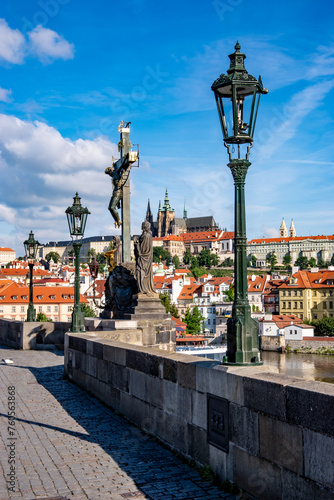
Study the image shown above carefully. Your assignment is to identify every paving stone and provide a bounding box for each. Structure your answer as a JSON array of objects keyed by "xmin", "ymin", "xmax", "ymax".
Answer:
[{"xmin": 0, "ymin": 346, "xmax": 237, "ymax": 500}]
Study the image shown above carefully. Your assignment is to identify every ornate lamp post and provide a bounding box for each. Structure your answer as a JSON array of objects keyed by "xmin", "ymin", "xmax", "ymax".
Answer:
[
  {"xmin": 24, "ymin": 231, "xmax": 40, "ymax": 322},
  {"xmin": 212, "ymin": 42, "xmax": 268, "ymax": 365},
  {"xmin": 65, "ymin": 193, "xmax": 90, "ymax": 332}
]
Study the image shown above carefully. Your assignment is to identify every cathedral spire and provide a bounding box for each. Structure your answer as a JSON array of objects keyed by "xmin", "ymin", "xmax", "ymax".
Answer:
[
  {"xmin": 183, "ymin": 199, "xmax": 187, "ymax": 220},
  {"xmin": 145, "ymin": 199, "xmax": 153, "ymax": 226},
  {"xmin": 279, "ymin": 218, "xmax": 288, "ymax": 238},
  {"xmin": 289, "ymin": 219, "xmax": 296, "ymax": 238}
]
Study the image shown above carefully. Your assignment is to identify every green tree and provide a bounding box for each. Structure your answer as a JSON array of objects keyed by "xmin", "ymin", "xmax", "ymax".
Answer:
[
  {"xmin": 183, "ymin": 249, "xmax": 192, "ymax": 265},
  {"xmin": 251, "ymin": 255, "xmax": 257, "ymax": 268},
  {"xmin": 183, "ymin": 306, "xmax": 204, "ymax": 335},
  {"xmin": 210, "ymin": 253, "xmax": 219, "ymax": 267},
  {"xmin": 153, "ymin": 247, "xmax": 171, "ymax": 264},
  {"xmin": 197, "ymin": 249, "xmax": 219, "ymax": 268},
  {"xmin": 295, "ymin": 256, "xmax": 309, "ymax": 270},
  {"xmin": 190, "ymin": 267, "xmax": 207, "ymax": 279},
  {"xmin": 309, "ymin": 257, "xmax": 317, "ymax": 268},
  {"xmin": 172, "ymin": 254, "xmax": 180, "ymax": 269},
  {"xmin": 45, "ymin": 251, "xmax": 61, "ymax": 263},
  {"xmin": 331, "ymin": 254, "xmax": 334, "ymax": 266},
  {"xmin": 226, "ymin": 284, "xmax": 234, "ymax": 302},
  {"xmin": 267, "ymin": 252, "xmax": 277, "ymax": 270},
  {"xmin": 36, "ymin": 312, "xmax": 52, "ymax": 322},
  {"xmin": 87, "ymin": 248, "xmax": 97, "ymax": 260},
  {"xmin": 80, "ymin": 303, "xmax": 96, "ymax": 317},
  {"xmin": 283, "ymin": 254, "xmax": 292, "ymax": 266},
  {"xmin": 96, "ymin": 252, "xmax": 106, "ymax": 264},
  {"xmin": 308, "ymin": 316, "xmax": 334, "ymax": 336},
  {"xmin": 159, "ymin": 293, "xmax": 179, "ymax": 318},
  {"xmin": 221, "ymin": 257, "xmax": 234, "ymax": 267}
]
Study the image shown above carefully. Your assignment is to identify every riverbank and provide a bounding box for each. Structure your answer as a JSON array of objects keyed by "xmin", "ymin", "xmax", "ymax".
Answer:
[{"xmin": 261, "ymin": 335, "xmax": 334, "ymax": 354}]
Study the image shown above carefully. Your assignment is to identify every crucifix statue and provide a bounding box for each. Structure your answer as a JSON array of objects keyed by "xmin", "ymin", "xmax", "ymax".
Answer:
[{"xmin": 105, "ymin": 121, "xmax": 138, "ymax": 263}]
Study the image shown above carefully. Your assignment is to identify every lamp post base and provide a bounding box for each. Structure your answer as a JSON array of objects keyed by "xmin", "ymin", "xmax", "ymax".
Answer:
[
  {"xmin": 26, "ymin": 304, "xmax": 36, "ymax": 322},
  {"xmin": 70, "ymin": 304, "xmax": 86, "ymax": 333}
]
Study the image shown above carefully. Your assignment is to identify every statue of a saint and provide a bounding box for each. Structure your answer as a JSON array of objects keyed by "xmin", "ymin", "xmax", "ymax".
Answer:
[{"xmin": 134, "ymin": 221, "xmax": 157, "ymax": 295}]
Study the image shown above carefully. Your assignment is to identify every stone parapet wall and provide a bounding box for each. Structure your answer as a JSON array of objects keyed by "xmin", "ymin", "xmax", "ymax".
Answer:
[
  {"xmin": 0, "ymin": 318, "xmax": 68, "ymax": 349},
  {"xmin": 65, "ymin": 332, "xmax": 334, "ymax": 500}
]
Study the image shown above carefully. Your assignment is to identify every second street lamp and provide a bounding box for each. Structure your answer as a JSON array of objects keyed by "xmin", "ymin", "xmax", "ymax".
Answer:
[
  {"xmin": 65, "ymin": 192, "xmax": 90, "ymax": 333},
  {"xmin": 211, "ymin": 42, "xmax": 268, "ymax": 365},
  {"xmin": 24, "ymin": 231, "xmax": 40, "ymax": 322}
]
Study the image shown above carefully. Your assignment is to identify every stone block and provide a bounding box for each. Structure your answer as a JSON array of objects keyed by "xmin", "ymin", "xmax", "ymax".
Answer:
[
  {"xmin": 112, "ymin": 346, "xmax": 127, "ymax": 366},
  {"xmin": 92, "ymin": 341, "xmax": 104, "ymax": 359},
  {"xmin": 192, "ymin": 390, "xmax": 207, "ymax": 429},
  {"xmin": 68, "ymin": 334, "xmax": 86, "ymax": 353},
  {"xmin": 108, "ymin": 363, "xmax": 129, "ymax": 393},
  {"xmin": 243, "ymin": 374, "xmax": 288, "ymax": 420},
  {"xmin": 72, "ymin": 368, "xmax": 87, "ymax": 392},
  {"xmin": 108, "ymin": 319, "xmax": 138, "ymax": 329},
  {"xmin": 281, "ymin": 469, "xmax": 334, "ymax": 500},
  {"xmin": 73, "ymin": 351, "xmax": 86, "ymax": 373},
  {"xmin": 187, "ymin": 424, "xmax": 209, "ymax": 465},
  {"xmin": 259, "ymin": 414, "xmax": 303, "ymax": 474},
  {"xmin": 233, "ymin": 446, "xmax": 281, "ymax": 500},
  {"xmin": 229, "ymin": 403, "xmax": 259, "ymax": 456},
  {"xmin": 153, "ymin": 409, "xmax": 188, "ymax": 454},
  {"xmin": 126, "ymin": 350, "xmax": 148, "ymax": 374},
  {"xmin": 164, "ymin": 381, "xmax": 192, "ymax": 421},
  {"xmin": 129, "ymin": 369, "xmax": 146, "ymax": 400},
  {"xmin": 286, "ymin": 380, "xmax": 334, "ymax": 434},
  {"xmin": 86, "ymin": 355, "xmax": 97, "ymax": 378},
  {"xmin": 163, "ymin": 358, "xmax": 178, "ymax": 383},
  {"xmin": 146, "ymin": 375, "xmax": 164, "ymax": 409},
  {"xmin": 85, "ymin": 372, "xmax": 100, "ymax": 396},
  {"xmin": 209, "ymin": 444, "xmax": 229, "ymax": 483},
  {"xmin": 97, "ymin": 359, "xmax": 109, "ymax": 384},
  {"xmin": 195, "ymin": 363, "xmax": 245, "ymax": 405},
  {"xmin": 304, "ymin": 428, "xmax": 334, "ymax": 489},
  {"xmin": 119, "ymin": 392, "xmax": 151, "ymax": 429},
  {"xmin": 103, "ymin": 344, "xmax": 116, "ymax": 363},
  {"xmin": 177, "ymin": 361, "xmax": 197, "ymax": 390}
]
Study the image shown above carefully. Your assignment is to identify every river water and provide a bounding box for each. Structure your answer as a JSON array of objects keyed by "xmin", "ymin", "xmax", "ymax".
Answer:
[{"xmin": 261, "ymin": 351, "xmax": 334, "ymax": 384}]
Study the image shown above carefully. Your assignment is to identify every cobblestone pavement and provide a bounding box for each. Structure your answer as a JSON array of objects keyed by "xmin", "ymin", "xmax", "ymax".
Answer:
[{"xmin": 0, "ymin": 347, "xmax": 238, "ymax": 500}]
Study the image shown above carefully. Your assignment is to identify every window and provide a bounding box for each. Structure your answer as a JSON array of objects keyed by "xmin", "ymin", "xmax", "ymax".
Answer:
[
  {"xmin": 288, "ymin": 302, "xmax": 291, "ymax": 308},
  {"xmin": 213, "ymin": 319, "xmax": 216, "ymax": 325},
  {"xmin": 39, "ymin": 306, "xmax": 43, "ymax": 312},
  {"xmin": 12, "ymin": 306, "xmax": 16, "ymax": 313},
  {"xmin": 47, "ymin": 306, "xmax": 51, "ymax": 312},
  {"xmin": 290, "ymin": 329, "xmax": 292, "ymax": 334},
  {"xmin": 299, "ymin": 302, "xmax": 302, "ymax": 309},
  {"xmin": 294, "ymin": 291, "xmax": 297, "ymax": 296},
  {"xmin": 208, "ymin": 308, "xmax": 212, "ymax": 313},
  {"xmin": 20, "ymin": 306, "xmax": 24, "ymax": 313},
  {"xmin": 330, "ymin": 302, "xmax": 333, "ymax": 310},
  {"xmin": 54, "ymin": 306, "xmax": 58, "ymax": 312},
  {"xmin": 283, "ymin": 301, "xmax": 286, "ymax": 309},
  {"xmin": 282, "ymin": 291, "xmax": 286, "ymax": 296},
  {"xmin": 0, "ymin": 306, "xmax": 3, "ymax": 312},
  {"xmin": 313, "ymin": 302, "xmax": 317, "ymax": 309},
  {"xmin": 294, "ymin": 302, "xmax": 297, "ymax": 309},
  {"xmin": 299, "ymin": 291, "xmax": 302, "ymax": 296},
  {"xmin": 288, "ymin": 291, "xmax": 291, "ymax": 296},
  {"xmin": 294, "ymin": 330, "xmax": 297, "ymax": 334},
  {"xmin": 323, "ymin": 302, "xmax": 327, "ymax": 309},
  {"xmin": 313, "ymin": 291, "xmax": 317, "ymax": 296},
  {"xmin": 207, "ymin": 319, "xmax": 210, "ymax": 325}
]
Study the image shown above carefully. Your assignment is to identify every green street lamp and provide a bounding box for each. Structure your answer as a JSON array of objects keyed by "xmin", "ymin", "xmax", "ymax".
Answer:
[
  {"xmin": 212, "ymin": 42, "xmax": 268, "ymax": 365},
  {"xmin": 24, "ymin": 231, "xmax": 40, "ymax": 322},
  {"xmin": 65, "ymin": 192, "xmax": 90, "ymax": 332}
]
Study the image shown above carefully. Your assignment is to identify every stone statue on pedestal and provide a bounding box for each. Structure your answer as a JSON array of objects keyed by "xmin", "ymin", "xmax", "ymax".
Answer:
[{"xmin": 134, "ymin": 221, "xmax": 157, "ymax": 296}]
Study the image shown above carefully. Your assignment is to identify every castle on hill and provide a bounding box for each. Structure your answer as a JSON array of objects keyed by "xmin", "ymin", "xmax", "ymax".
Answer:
[{"xmin": 145, "ymin": 189, "xmax": 219, "ymax": 238}]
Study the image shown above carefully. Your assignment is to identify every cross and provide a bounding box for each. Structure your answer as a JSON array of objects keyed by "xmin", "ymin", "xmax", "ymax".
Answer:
[{"xmin": 105, "ymin": 121, "xmax": 138, "ymax": 263}]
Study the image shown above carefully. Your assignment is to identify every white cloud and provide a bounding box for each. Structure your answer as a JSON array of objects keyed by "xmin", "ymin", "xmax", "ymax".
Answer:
[
  {"xmin": 0, "ymin": 18, "xmax": 25, "ymax": 64},
  {"xmin": 28, "ymin": 26, "xmax": 74, "ymax": 63},
  {"xmin": 0, "ymin": 87, "xmax": 13, "ymax": 103},
  {"xmin": 0, "ymin": 113, "xmax": 119, "ymax": 252}
]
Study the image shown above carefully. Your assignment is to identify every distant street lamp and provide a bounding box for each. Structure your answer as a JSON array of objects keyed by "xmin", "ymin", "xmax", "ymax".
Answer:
[
  {"xmin": 212, "ymin": 42, "xmax": 268, "ymax": 365},
  {"xmin": 65, "ymin": 193, "xmax": 90, "ymax": 332},
  {"xmin": 24, "ymin": 231, "xmax": 40, "ymax": 322}
]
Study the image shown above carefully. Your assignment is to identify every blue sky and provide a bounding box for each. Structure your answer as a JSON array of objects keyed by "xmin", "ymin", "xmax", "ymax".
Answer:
[{"xmin": 0, "ymin": 0, "xmax": 334, "ymax": 255}]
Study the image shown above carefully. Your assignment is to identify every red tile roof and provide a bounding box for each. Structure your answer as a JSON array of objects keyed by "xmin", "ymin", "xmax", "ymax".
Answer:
[
  {"xmin": 0, "ymin": 281, "xmax": 88, "ymax": 303},
  {"xmin": 248, "ymin": 235, "xmax": 334, "ymax": 244}
]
